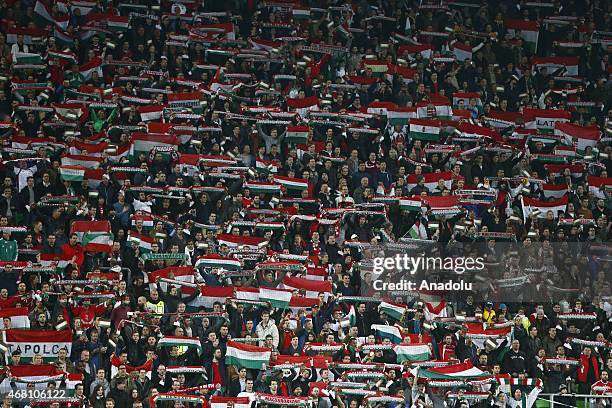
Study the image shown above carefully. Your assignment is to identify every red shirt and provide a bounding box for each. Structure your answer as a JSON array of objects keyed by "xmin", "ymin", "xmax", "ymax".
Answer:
[
  {"xmin": 212, "ymin": 361, "xmax": 223, "ymax": 385},
  {"xmin": 70, "ymin": 304, "xmax": 107, "ymax": 329},
  {"xmin": 439, "ymin": 343, "xmax": 456, "ymax": 361}
]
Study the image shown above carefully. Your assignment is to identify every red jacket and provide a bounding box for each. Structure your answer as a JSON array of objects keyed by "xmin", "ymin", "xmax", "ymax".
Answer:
[
  {"xmin": 577, "ymin": 353, "xmax": 600, "ymax": 384},
  {"xmin": 61, "ymin": 243, "xmax": 85, "ymax": 270}
]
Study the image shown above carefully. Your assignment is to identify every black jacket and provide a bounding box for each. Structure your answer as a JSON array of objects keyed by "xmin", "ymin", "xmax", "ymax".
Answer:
[{"xmin": 502, "ymin": 349, "xmax": 528, "ymax": 375}]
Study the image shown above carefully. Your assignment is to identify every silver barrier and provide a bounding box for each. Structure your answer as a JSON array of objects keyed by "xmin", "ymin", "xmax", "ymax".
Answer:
[{"xmin": 538, "ymin": 393, "xmax": 611, "ymax": 407}]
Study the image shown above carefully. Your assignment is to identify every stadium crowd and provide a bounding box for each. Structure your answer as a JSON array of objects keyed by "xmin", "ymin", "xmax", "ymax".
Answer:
[{"xmin": 0, "ymin": 0, "xmax": 610, "ymax": 407}]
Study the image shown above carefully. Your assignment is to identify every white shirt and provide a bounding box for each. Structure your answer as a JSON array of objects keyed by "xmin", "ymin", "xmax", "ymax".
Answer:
[
  {"xmin": 10, "ymin": 43, "xmax": 29, "ymax": 62},
  {"xmin": 14, "ymin": 165, "xmax": 37, "ymax": 192}
]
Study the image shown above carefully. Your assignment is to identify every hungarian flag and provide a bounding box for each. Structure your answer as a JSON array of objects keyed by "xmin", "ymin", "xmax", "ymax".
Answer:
[
  {"xmin": 400, "ymin": 196, "xmax": 422, "ymax": 212},
  {"xmin": 54, "ymin": 27, "xmax": 74, "ymax": 47},
  {"xmin": 542, "ymin": 183, "xmax": 568, "ymax": 199},
  {"xmin": 69, "ymin": 140, "xmax": 108, "ymax": 156},
  {"xmin": 235, "ymin": 287, "xmax": 260, "ymax": 303},
  {"xmin": 464, "ymin": 322, "xmax": 512, "ymax": 349},
  {"xmin": 210, "ymin": 397, "xmax": 251, "ymax": 408},
  {"xmin": 285, "ymin": 126, "xmax": 309, "ymax": 144},
  {"xmin": 71, "ymin": 1, "xmax": 96, "ymax": 15},
  {"xmin": 34, "ymin": 0, "xmax": 70, "ymax": 30},
  {"xmin": 388, "ymin": 107, "xmax": 416, "ymax": 125},
  {"xmin": 195, "ymin": 254, "xmax": 241, "ymax": 270},
  {"xmin": 391, "ymin": 66, "xmax": 418, "ymax": 84},
  {"xmin": 39, "ymin": 253, "xmax": 73, "ymax": 273},
  {"xmin": 110, "ymin": 355, "xmax": 153, "ymax": 378},
  {"xmin": 70, "ymin": 220, "xmax": 113, "ymax": 252},
  {"xmin": 416, "ymin": 102, "xmax": 453, "ymax": 119},
  {"xmin": 0, "ymin": 365, "xmax": 65, "ymax": 390},
  {"xmin": 157, "ymin": 336, "xmax": 202, "ymax": 354},
  {"xmin": 0, "ymin": 307, "xmax": 30, "ymax": 329},
  {"xmin": 421, "ymin": 196, "xmax": 461, "ymax": 217},
  {"xmin": 3, "ymin": 330, "xmax": 72, "ymax": 362},
  {"xmin": 178, "ymin": 154, "xmax": 202, "ymax": 176},
  {"xmin": 131, "ymin": 133, "xmax": 179, "ymax": 156},
  {"xmin": 408, "ymin": 219, "xmax": 428, "ymax": 239},
  {"xmin": 255, "ymin": 158, "xmax": 278, "ymax": 174},
  {"xmin": 394, "ymin": 344, "xmax": 431, "ymax": 362},
  {"xmin": 79, "ymin": 57, "xmax": 103, "ymax": 80},
  {"xmin": 453, "ymin": 92, "xmax": 482, "ymax": 107},
  {"xmin": 107, "ymin": 15, "xmax": 129, "ymax": 31},
  {"xmin": 282, "ymin": 275, "xmax": 332, "ymax": 298},
  {"xmin": 131, "ymin": 214, "xmax": 154, "ymax": 228},
  {"xmin": 292, "ymin": 6, "xmax": 311, "ymax": 20},
  {"xmin": 554, "ymin": 122, "xmax": 600, "ymax": 153},
  {"xmin": 371, "ymin": 324, "xmax": 403, "ymax": 344},
  {"xmin": 128, "ymin": 231, "xmax": 153, "ymax": 252},
  {"xmin": 554, "ymin": 146, "xmax": 578, "ymax": 158},
  {"xmin": 397, "ymin": 44, "xmax": 433, "ymax": 60},
  {"xmin": 59, "ymin": 165, "xmax": 98, "ymax": 181},
  {"xmin": 406, "ymin": 171, "xmax": 454, "ymax": 192},
  {"xmin": 60, "ymin": 166, "xmax": 101, "ymax": 188},
  {"xmin": 60, "ymin": 154, "xmax": 102, "ymax": 169},
  {"xmin": 6, "ymin": 27, "xmax": 47, "ymax": 44},
  {"xmin": 587, "ymin": 176, "xmax": 611, "ymax": 199},
  {"xmin": 378, "ymin": 301, "xmax": 407, "ymax": 320},
  {"xmin": 216, "ymin": 234, "xmax": 266, "ymax": 249},
  {"xmin": 411, "ymin": 361, "xmax": 487, "ymax": 380},
  {"xmin": 259, "ymin": 287, "xmax": 293, "ymax": 309},
  {"xmin": 483, "ymin": 111, "xmax": 523, "ymax": 129},
  {"xmin": 419, "ymin": 292, "xmax": 448, "ymax": 321},
  {"xmin": 273, "ymin": 175, "xmax": 309, "ymax": 191},
  {"xmin": 366, "ymin": 101, "xmax": 396, "ymax": 116},
  {"xmin": 106, "ymin": 144, "xmax": 131, "ymax": 163},
  {"xmin": 243, "ymin": 182, "xmax": 281, "ymax": 194},
  {"xmin": 524, "ymin": 108, "xmax": 571, "ymax": 133},
  {"xmin": 14, "ymin": 52, "xmax": 44, "ymax": 66},
  {"xmin": 189, "ymin": 286, "xmax": 233, "ymax": 309},
  {"xmin": 363, "ymin": 60, "xmax": 389, "ymax": 74},
  {"xmin": 452, "ymin": 42, "xmax": 474, "ymax": 61},
  {"xmin": 148, "ymin": 266, "xmax": 196, "ymax": 294},
  {"xmin": 545, "ymin": 163, "xmax": 585, "ymax": 178},
  {"xmin": 532, "ymin": 56, "xmax": 579, "ymax": 76},
  {"xmin": 522, "ymin": 196, "xmax": 568, "ymax": 219},
  {"xmin": 288, "ymin": 296, "xmax": 319, "ymax": 314},
  {"xmin": 505, "ymin": 20, "xmax": 539, "ymax": 52},
  {"xmin": 137, "ymin": 105, "xmax": 165, "ymax": 122},
  {"xmin": 409, "ymin": 119, "xmax": 442, "ymax": 141},
  {"xmin": 286, "ymin": 96, "xmax": 319, "ymax": 117},
  {"xmin": 226, "ymin": 340, "xmax": 271, "ymax": 369},
  {"xmin": 457, "ymin": 122, "xmax": 500, "ymax": 140}
]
